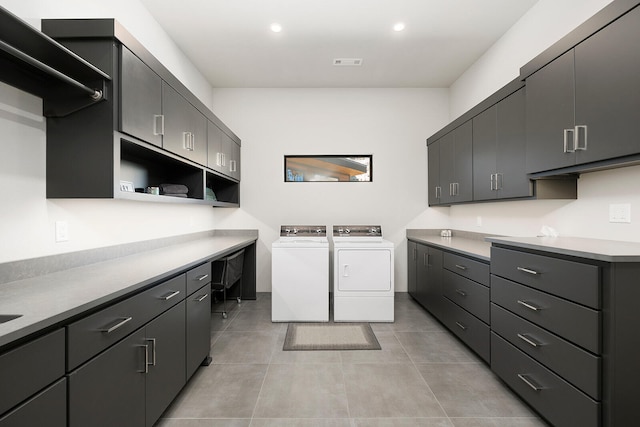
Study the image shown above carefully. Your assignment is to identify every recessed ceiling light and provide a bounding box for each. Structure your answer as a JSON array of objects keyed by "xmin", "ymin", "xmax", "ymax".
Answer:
[
  {"xmin": 270, "ymin": 23, "xmax": 282, "ymax": 33},
  {"xmin": 393, "ymin": 22, "xmax": 406, "ymax": 32}
]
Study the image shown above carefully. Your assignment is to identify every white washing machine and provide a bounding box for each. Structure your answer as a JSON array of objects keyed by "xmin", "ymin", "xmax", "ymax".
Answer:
[
  {"xmin": 332, "ymin": 225, "xmax": 394, "ymax": 322},
  {"xmin": 272, "ymin": 225, "xmax": 329, "ymax": 322}
]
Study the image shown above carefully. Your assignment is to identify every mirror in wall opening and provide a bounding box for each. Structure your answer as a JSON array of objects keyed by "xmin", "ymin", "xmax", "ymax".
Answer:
[{"xmin": 284, "ymin": 155, "xmax": 372, "ymax": 182}]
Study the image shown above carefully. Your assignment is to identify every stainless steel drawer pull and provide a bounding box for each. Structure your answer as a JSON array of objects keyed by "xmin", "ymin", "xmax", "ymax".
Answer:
[
  {"xmin": 99, "ymin": 316, "xmax": 133, "ymax": 334},
  {"xmin": 161, "ymin": 290, "xmax": 181, "ymax": 300},
  {"xmin": 196, "ymin": 293, "xmax": 209, "ymax": 303},
  {"xmin": 455, "ymin": 321, "xmax": 467, "ymax": 331},
  {"xmin": 455, "ymin": 264, "xmax": 467, "ymax": 271},
  {"xmin": 146, "ymin": 338, "xmax": 157, "ymax": 366},
  {"xmin": 517, "ymin": 267, "xmax": 538, "ymax": 275},
  {"xmin": 517, "ymin": 333, "xmax": 542, "ymax": 348},
  {"xmin": 517, "ymin": 374, "xmax": 543, "ymax": 391},
  {"xmin": 455, "ymin": 289, "xmax": 467, "ymax": 297},
  {"xmin": 517, "ymin": 300, "xmax": 541, "ymax": 311},
  {"xmin": 197, "ymin": 274, "xmax": 209, "ymax": 282}
]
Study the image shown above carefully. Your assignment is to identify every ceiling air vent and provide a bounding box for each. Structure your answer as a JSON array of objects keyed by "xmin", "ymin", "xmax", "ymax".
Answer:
[{"xmin": 333, "ymin": 58, "xmax": 363, "ymax": 66}]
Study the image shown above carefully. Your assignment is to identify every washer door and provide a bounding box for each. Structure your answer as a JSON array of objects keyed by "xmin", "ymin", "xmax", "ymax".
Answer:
[{"xmin": 336, "ymin": 249, "xmax": 391, "ymax": 291}]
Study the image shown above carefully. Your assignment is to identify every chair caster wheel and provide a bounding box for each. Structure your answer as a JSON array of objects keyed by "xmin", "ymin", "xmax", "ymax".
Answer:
[
  {"xmin": 237, "ymin": 297, "xmax": 242, "ymax": 304},
  {"xmin": 222, "ymin": 313, "xmax": 228, "ymax": 319}
]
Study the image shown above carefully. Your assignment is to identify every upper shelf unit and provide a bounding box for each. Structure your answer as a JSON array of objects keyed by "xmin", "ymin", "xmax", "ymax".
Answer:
[{"xmin": 0, "ymin": 6, "xmax": 110, "ymax": 117}]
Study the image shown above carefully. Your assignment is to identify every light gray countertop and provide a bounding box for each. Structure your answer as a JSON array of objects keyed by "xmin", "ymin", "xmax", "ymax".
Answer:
[
  {"xmin": 406, "ymin": 229, "xmax": 492, "ymax": 261},
  {"xmin": 486, "ymin": 236, "xmax": 640, "ymax": 263},
  {"xmin": 0, "ymin": 231, "xmax": 257, "ymax": 349}
]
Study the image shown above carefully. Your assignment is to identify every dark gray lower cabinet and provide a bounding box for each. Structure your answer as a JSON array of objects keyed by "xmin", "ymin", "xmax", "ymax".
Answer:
[
  {"xmin": 68, "ymin": 329, "xmax": 146, "ymax": 427},
  {"xmin": 186, "ymin": 283, "xmax": 212, "ymax": 379},
  {"xmin": 145, "ymin": 301, "xmax": 187, "ymax": 427},
  {"xmin": 0, "ymin": 378, "xmax": 67, "ymax": 427},
  {"xmin": 407, "ymin": 240, "xmax": 490, "ymax": 361}
]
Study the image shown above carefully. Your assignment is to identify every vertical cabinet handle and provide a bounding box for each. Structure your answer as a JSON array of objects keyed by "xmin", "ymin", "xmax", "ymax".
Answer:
[
  {"xmin": 435, "ymin": 186, "xmax": 441, "ymax": 199},
  {"xmin": 412, "ymin": 247, "xmax": 417, "ymax": 261},
  {"xmin": 490, "ymin": 173, "xmax": 495, "ymax": 191},
  {"xmin": 146, "ymin": 338, "xmax": 157, "ymax": 366},
  {"xmin": 563, "ymin": 128, "xmax": 576, "ymax": 153},
  {"xmin": 575, "ymin": 125, "xmax": 588, "ymax": 151},
  {"xmin": 183, "ymin": 132, "xmax": 190, "ymax": 150},
  {"xmin": 139, "ymin": 344, "xmax": 149, "ymax": 373},
  {"xmin": 153, "ymin": 115, "xmax": 164, "ymax": 136},
  {"xmin": 230, "ymin": 159, "xmax": 237, "ymax": 172},
  {"xmin": 496, "ymin": 173, "xmax": 503, "ymax": 190}
]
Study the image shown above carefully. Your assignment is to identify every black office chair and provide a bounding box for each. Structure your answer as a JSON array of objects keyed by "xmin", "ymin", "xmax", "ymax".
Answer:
[{"xmin": 211, "ymin": 249, "xmax": 245, "ymax": 318}]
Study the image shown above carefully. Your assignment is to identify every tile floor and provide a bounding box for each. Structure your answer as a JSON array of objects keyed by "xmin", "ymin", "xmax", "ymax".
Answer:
[{"xmin": 156, "ymin": 293, "xmax": 548, "ymax": 427}]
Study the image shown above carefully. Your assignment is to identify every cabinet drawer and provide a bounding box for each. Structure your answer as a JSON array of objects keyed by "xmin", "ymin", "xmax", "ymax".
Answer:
[
  {"xmin": 0, "ymin": 328, "xmax": 65, "ymax": 415},
  {"xmin": 491, "ymin": 333, "xmax": 600, "ymax": 427},
  {"xmin": 186, "ymin": 262, "xmax": 211, "ymax": 295},
  {"xmin": 443, "ymin": 270, "xmax": 490, "ymax": 323},
  {"xmin": 67, "ymin": 274, "xmax": 186, "ymax": 370},
  {"xmin": 0, "ymin": 378, "xmax": 66, "ymax": 427},
  {"xmin": 491, "ymin": 303, "xmax": 600, "ymax": 400},
  {"xmin": 491, "ymin": 275, "xmax": 600, "ymax": 354},
  {"xmin": 491, "ymin": 247, "xmax": 600, "ymax": 309},
  {"xmin": 443, "ymin": 252, "xmax": 489, "ymax": 286},
  {"xmin": 441, "ymin": 297, "xmax": 490, "ymax": 362}
]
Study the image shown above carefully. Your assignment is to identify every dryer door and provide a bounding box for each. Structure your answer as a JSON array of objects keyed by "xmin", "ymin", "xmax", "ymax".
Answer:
[{"xmin": 336, "ymin": 249, "xmax": 391, "ymax": 291}]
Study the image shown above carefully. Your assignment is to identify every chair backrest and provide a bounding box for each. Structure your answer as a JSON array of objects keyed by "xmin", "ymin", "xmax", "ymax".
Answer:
[{"xmin": 223, "ymin": 249, "xmax": 245, "ymax": 288}]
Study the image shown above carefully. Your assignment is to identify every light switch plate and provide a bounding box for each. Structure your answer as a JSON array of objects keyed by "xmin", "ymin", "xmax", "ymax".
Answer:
[{"xmin": 609, "ymin": 204, "xmax": 631, "ymax": 223}]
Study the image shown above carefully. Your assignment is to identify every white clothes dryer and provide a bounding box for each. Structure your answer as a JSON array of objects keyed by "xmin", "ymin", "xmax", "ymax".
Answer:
[
  {"xmin": 271, "ymin": 225, "xmax": 329, "ymax": 322},
  {"xmin": 332, "ymin": 225, "xmax": 394, "ymax": 322}
]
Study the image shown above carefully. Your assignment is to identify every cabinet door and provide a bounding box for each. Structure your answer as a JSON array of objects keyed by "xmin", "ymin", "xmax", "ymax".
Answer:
[
  {"xmin": 496, "ymin": 88, "xmax": 531, "ymax": 199},
  {"xmin": 407, "ymin": 242, "xmax": 418, "ymax": 298},
  {"xmin": 162, "ymin": 82, "xmax": 207, "ymax": 166},
  {"xmin": 186, "ymin": 283, "xmax": 212, "ymax": 379},
  {"xmin": 120, "ymin": 46, "xmax": 163, "ymax": 147},
  {"xmin": 525, "ymin": 50, "xmax": 576, "ymax": 173},
  {"xmin": 416, "ymin": 245, "xmax": 443, "ymax": 319},
  {"xmin": 145, "ymin": 301, "xmax": 186, "ymax": 427},
  {"xmin": 472, "ymin": 105, "xmax": 497, "ymax": 201},
  {"xmin": 574, "ymin": 5, "xmax": 640, "ymax": 164},
  {"xmin": 0, "ymin": 379, "xmax": 66, "ymax": 427},
  {"xmin": 427, "ymin": 140, "xmax": 441, "ymax": 206},
  {"xmin": 68, "ymin": 329, "xmax": 146, "ymax": 427},
  {"xmin": 207, "ymin": 121, "xmax": 223, "ymax": 173},
  {"xmin": 228, "ymin": 138, "xmax": 241, "ymax": 181},
  {"xmin": 438, "ymin": 132, "xmax": 455, "ymax": 204},
  {"xmin": 452, "ymin": 121, "xmax": 473, "ymax": 202}
]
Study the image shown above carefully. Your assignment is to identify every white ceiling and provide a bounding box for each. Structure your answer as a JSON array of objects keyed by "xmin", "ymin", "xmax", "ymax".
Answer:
[{"xmin": 139, "ymin": 0, "xmax": 538, "ymax": 88}]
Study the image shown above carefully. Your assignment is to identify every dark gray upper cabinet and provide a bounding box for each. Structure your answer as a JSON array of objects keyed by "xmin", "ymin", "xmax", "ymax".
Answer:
[
  {"xmin": 162, "ymin": 82, "xmax": 208, "ymax": 166},
  {"xmin": 439, "ymin": 121, "xmax": 473, "ymax": 205},
  {"xmin": 526, "ymin": 5, "xmax": 640, "ymax": 174},
  {"xmin": 474, "ymin": 88, "xmax": 531, "ymax": 200},
  {"xmin": 120, "ymin": 46, "xmax": 163, "ymax": 147},
  {"xmin": 427, "ymin": 140, "xmax": 441, "ymax": 206}
]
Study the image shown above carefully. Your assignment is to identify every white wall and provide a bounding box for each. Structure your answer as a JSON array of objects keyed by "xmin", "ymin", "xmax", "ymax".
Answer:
[
  {"xmin": 210, "ymin": 88, "xmax": 450, "ymax": 291},
  {"xmin": 0, "ymin": 1, "xmax": 217, "ymax": 263},
  {"xmin": 445, "ymin": 0, "xmax": 640, "ymax": 243}
]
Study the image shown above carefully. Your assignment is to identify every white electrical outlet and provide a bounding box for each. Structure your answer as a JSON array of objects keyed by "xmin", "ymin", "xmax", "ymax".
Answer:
[
  {"xmin": 55, "ymin": 221, "xmax": 69, "ymax": 242},
  {"xmin": 609, "ymin": 204, "xmax": 631, "ymax": 223},
  {"xmin": 476, "ymin": 216, "xmax": 482, "ymax": 227}
]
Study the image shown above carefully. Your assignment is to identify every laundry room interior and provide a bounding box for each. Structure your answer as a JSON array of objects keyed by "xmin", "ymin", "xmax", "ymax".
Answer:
[{"xmin": 1, "ymin": 0, "xmax": 640, "ymax": 426}]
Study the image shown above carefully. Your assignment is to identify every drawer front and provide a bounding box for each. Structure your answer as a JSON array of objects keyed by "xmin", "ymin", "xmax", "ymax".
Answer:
[
  {"xmin": 491, "ymin": 247, "xmax": 600, "ymax": 309},
  {"xmin": 441, "ymin": 297, "xmax": 490, "ymax": 363},
  {"xmin": 67, "ymin": 274, "xmax": 186, "ymax": 370},
  {"xmin": 444, "ymin": 252, "xmax": 490, "ymax": 286},
  {"xmin": 491, "ymin": 275, "xmax": 600, "ymax": 354},
  {"xmin": 491, "ymin": 303, "xmax": 601, "ymax": 400},
  {"xmin": 491, "ymin": 333, "xmax": 600, "ymax": 427},
  {"xmin": 186, "ymin": 262, "xmax": 211, "ymax": 295},
  {"xmin": 443, "ymin": 270, "xmax": 490, "ymax": 323},
  {"xmin": 0, "ymin": 329, "xmax": 65, "ymax": 415},
  {"xmin": 0, "ymin": 378, "xmax": 67, "ymax": 427}
]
